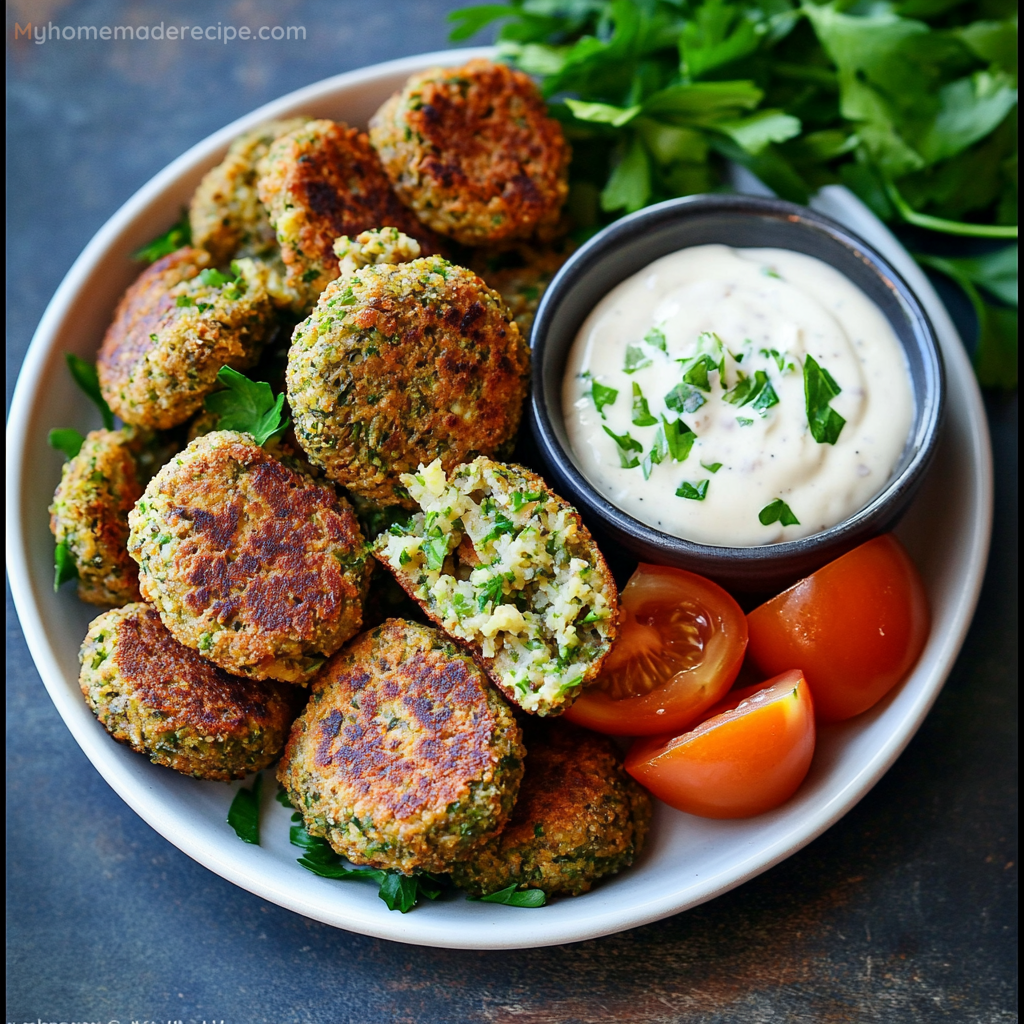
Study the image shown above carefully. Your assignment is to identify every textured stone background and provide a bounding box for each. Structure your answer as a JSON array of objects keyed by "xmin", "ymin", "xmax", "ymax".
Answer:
[{"xmin": 6, "ymin": 2, "xmax": 1017, "ymax": 1021}]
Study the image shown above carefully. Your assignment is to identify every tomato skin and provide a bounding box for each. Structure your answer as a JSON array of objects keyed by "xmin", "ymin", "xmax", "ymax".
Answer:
[
  {"xmin": 746, "ymin": 534, "xmax": 930, "ymax": 722},
  {"xmin": 564, "ymin": 564, "xmax": 747, "ymax": 737},
  {"xmin": 625, "ymin": 671, "xmax": 815, "ymax": 818}
]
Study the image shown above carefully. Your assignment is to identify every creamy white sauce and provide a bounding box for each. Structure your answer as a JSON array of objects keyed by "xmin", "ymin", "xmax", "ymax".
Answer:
[{"xmin": 561, "ymin": 245, "xmax": 914, "ymax": 547}]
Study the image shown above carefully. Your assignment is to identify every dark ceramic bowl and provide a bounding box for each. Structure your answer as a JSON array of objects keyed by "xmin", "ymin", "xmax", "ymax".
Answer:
[{"xmin": 529, "ymin": 194, "xmax": 945, "ymax": 593}]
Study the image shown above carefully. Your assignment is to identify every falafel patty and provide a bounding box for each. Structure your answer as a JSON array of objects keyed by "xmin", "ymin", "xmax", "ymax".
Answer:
[
  {"xmin": 189, "ymin": 118, "xmax": 310, "ymax": 264},
  {"xmin": 374, "ymin": 458, "xmax": 619, "ymax": 716},
  {"xmin": 97, "ymin": 247, "xmax": 275, "ymax": 429},
  {"xmin": 256, "ymin": 119, "xmax": 441, "ymax": 311},
  {"xmin": 50, "ymin": 427, "xmax": 170, "ymax": 606},
  {"xmin": 369, "ymin": 59, "xmax": 570, "ymax": 246},
  {"xmin": 128, "ymin": 430, "xmax": 371, "ymax": 684},
  {"xmin": 80, "ymin": 603, "xmax": 294, "ymax": 780},
  {"xmin": 450, "ymin": 722, "xmax": 651, "ymax": 897},
  {"xmin": 278, "ymin": 618, "xmax": 525, "ymax": 874},
  {"xmin": 286, "ymin": 255, "xmax": 530, "ymax": 506}
]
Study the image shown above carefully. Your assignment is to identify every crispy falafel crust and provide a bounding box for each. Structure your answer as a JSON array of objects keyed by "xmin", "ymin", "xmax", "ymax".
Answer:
[
  {"xmin": 190, "ymin": 118, "xmax": 310, "ymax": 264},
  {"xmin": 49, "ymin": 428, "xmax": 150, "ymax": 606},
  {"xmin": 79, "ymin": 603, "xmax": 295, "ymax": 780},
  {"xmin": 256, "ymin": 119, "xmax": 442, "ymax": 310},
  {"xmin": 97, "ymin": 247, "xmax": 273, "ymax": 429},
  {"xmin": 278, "ymin": 618, "xmax": 525, "ymax": 874},
  {"xmin": 450, "ymin": 722, "xmax": 652, "ymax": 897},
  {"xmin": 369, "ymin": 59, "xmax": 570, "ymax": 246},
  {"xmin": 287, "ymin": 257, "xmax": 530, "ymax": 505},
  {"xmin": 128, "ymin": 431, "xmax": 371, "ymax": 684}
]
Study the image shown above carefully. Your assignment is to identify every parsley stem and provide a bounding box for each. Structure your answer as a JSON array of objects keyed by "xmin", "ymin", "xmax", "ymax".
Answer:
[{"xmin": 884, "ymin": 177, "xmax": 1017, "ymax": 240}]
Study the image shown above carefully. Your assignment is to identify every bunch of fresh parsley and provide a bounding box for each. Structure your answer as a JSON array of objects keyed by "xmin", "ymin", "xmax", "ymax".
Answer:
[{"xmin": 450, "ymin": 0, "xmax": 1017, "ymax": 386}]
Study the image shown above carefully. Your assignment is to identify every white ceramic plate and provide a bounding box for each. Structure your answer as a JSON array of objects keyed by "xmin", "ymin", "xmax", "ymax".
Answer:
[{"xmin": 6, "ymin": 48, "xmax": 994, "ymax": 950}]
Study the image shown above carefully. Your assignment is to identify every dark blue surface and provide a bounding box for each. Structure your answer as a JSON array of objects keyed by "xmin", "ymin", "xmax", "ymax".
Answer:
[{"xmin": 7, "ymin": 3, "xmax": 1017, "ymax": 1021}]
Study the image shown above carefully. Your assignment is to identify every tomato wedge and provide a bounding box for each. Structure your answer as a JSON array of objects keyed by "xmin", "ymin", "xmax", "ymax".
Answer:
[
  {"xmin": 565, "ymin": 564, "xmax": 747, "ymax": 736},
  {"xmin": 625, "ymin": 670, "xmax": 816, "ymax": 818},
  {"xmin": 746, "ymin": 534, "xmax": 930, "ymax": 722}
]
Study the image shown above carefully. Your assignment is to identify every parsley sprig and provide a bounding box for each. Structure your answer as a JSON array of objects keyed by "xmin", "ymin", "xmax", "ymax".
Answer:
[
  {"xmin": 227, "ymin": 773, "xmax": 263, "ymax": 845},
  {"xmin": 290, "ymin": 826, "xmax": 445, "ymax": 913},
  {"xmin": 204, "ymin": 367, "xmax": 289, "ymax": 447},
  {"xmin": 132, "ymin": 210, "xmax": 191, "ymax": 264},
  {"xmin": 66, "ymin": 354, "xmax": 114, "ymax": 429}
]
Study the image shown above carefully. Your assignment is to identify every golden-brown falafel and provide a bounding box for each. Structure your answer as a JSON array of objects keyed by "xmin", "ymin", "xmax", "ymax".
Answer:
[
  {"xmin": 286, "ymin": 255, "xmax": 530, "ymax": 506},
  {"xmin": 256, "ymin": 119, "xmax": 442, "ymax": 311},
  {"xmin": 50, "ymin": 426, "xmax": 171, "ymax": 606},
  {"xmin": 79, "ymin": 603, "xmax": 295, "ymax": 780},
  {"xmin": 189, "ymin": 118, "xmax": 310, "ymax": 264},
  {"xmin": 278, "ymin": 618, "xmax": 525, "ymax": 874},
  {"xmin": 369, "ymin": 60, "xmax": 570, "ymax": 246},
  {"xmin": 449, "ymin": 721, "xmax": 651, "ymax": 897},
  {"xmin": 128, "ymin": 430, "xmax": 371, "ymax": 684},
  {"xmin": 97, "ymin": 247, "xmax": 275, "ymax": 429}
]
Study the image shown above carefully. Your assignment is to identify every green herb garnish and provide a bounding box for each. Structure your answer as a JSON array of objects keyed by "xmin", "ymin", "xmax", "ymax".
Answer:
[
  {"xmin": 132, "ymin": 210, "xmax": 190, "ymax": 263},
  {"xmin": 631, "ymin": 383, "xmax": 658, "ymax": 426},
  {"xmin": 591, "ymin": 380, "xmax": 619, "ymax": 418},
  {"xmin": 227, "ymin": 773, "xmax": 263, "ymax": 845},
  {"xmin": 48, "ymin": 428, "xmax": 85, "ymax": 460},
  {"xmin": 467, "ymin": 884, "xmax": 546, "ymax": 908},
  {"xmin": 624, "ymin": 344, "xmax": 652, "ymax": 374},
  {"xmin": 751, "ymin": 379, "xmax": 779, "ymax": 415},
  {"xmin": 736, "ymin": 416, "xmax": 754, "ymax": 426},
  {"xmin": 203, "ymin": 366, "xmax": 289, "ymax": 447},
  {"xmin": 290, "ymin": 826, "xmax": 444, "ymax": 912},
  {"xmin": 661, "ymin": 415, "xmax": 696, "ymax": 462},
  {"xmin": 803, "ymin": 355, "xmax": 846, "ymax": 445},
  {"xmin": 66, "ymin": 354, "xmax": 114, "ymax": 430},
  {"xmin": 275, "ymin": 785, "xmax": 294, "ymax": 808},
  {"xmin": 53, "ymin": 540, "xmax": 78, "ymax": 592},
  {"xmin": 644, "ymin": 326, "xmax": 667, "ymax": 351},
  {"xmin": 759, "ymin": 499, "xmax": 800, "ymax": 526},
  {"xmin": 724, "ymin": 369, "xmax": 776, "ymax": 413},
  {"xmin": 701, "ymin": 461, "xmax": 722, "ymax": 473},
  {"xmin": 603, "ymin": 424, "xmax": 643, "ymax": 468},
  {"xmin": 676, "ymin": 479, "xmax": 710, "ymax": 500},
  {"xmin": 665, "ymin": 381, "xmax": 706, "ymax": 415}
]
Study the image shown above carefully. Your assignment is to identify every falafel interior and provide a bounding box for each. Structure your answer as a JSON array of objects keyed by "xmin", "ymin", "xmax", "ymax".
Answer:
[{"xmin": 374, "ymin": 458, "xmax": 618, "ymax": 716}]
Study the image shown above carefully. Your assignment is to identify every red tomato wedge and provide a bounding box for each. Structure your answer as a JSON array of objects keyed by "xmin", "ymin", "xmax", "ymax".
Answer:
[
  {"xmin": 564, "ymin": 564, "xmax": 747, "ymax": 736},
  {"xmin": 746, "ymin": 534, "xmax": 930, "ymax": 722},
  {"xmin": 625, "ymin": 670, "xmax": 816, "ymax": 819}
]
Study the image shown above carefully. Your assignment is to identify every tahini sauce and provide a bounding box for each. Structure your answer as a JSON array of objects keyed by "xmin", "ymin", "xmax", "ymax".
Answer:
[{"xmin": 562, "ymin": 245, "xmax": 914, "ymax": 546}]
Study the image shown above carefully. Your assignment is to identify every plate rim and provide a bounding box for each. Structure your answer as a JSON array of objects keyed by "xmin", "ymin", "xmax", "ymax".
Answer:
[{"xmin": 6, "ymin": 48, "xmax": 994, "ymax": 950}]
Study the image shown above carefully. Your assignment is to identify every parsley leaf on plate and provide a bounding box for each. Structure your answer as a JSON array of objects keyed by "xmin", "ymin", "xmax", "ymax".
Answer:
[
  {"xmin": 227, "ymin": 773, "xmax": 263, "ymax": 845},
  {"xmin": 66, "ymin": 354, "xmax": 114, "ymax": 429},
  {"xmin": 467, "ymin": 884, "xmax": 547, "ymax": 907},
  {"xmin": 53, "ymin": 540, "xmax": 78, "ymax": 592},
  {"xmin": 132, "ymin": 210, "xmax": 191, "ymax": 264}
]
